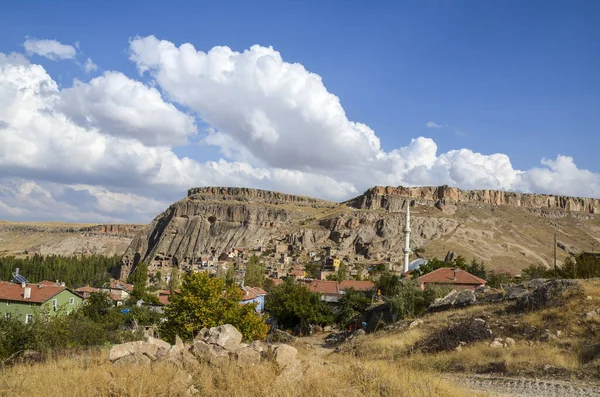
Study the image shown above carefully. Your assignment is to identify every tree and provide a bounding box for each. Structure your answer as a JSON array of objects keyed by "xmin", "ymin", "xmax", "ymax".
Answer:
[
  {"xmin": 376, "ymin": 272, "xmax": 401, "ymax": 297},
  {"xmin": 337, "ymin": 262, "xmax": 347, "ymax": 281},
  {"xmin": 128, "ymin": 262, "xmax": 148, "ymax": 286},
  {"xmin": 335, "ymin": 288, "xmax": 370, "ymax": 327},
  {"xmin": 161, "ymin": 272, "xmax": 268, "ymax": 342},
  {"xmin": 265, "ymin": 279, "xmax": 333, "ymax": 331},
  {"xmin": 244, "ymin": 255, "xmax": 265, "ymax": 287},
  {"xmin": 304, "ymin": 262, "xmax": 320, "ymax": 279},
  {"xmin": 169, "ymin": 269, "xmax": 180, "ymax": 293}
]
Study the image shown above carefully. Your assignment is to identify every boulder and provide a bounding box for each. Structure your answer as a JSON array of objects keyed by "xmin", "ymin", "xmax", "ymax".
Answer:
[
  {"xmin": 273, "ymin": 344, "xmax": 298, "ymax": 368},
  {"xmin": 205, "ymin": 325, "xmax": 243, "ymax": 351},
  {"xmin": 455, "ymin": 289, "xmax": 476, "ymax": 307},
  {"xmin": 584, "ymin": 310, "xmax": 600, "ymax": 321},
  {"xmin": 195, "ymin": 328, "xmax": 210, "ymax": 342},
  {"xmin": 109, "ymin": 341, "xmax": 158, "ymax": 362},
  {"xmin": 114, "ymin": 351, "xmax": 152, "ymax": 365},
  {"xmin": 409, "ymin": 319, "xmax": 424, "ymax": 329},
  {"xmin": 234, "ymin": 346, "xmax": 262, "ymax": 366},
  {"xmin": 145, "ymin": 336, "xmax": 171, "ymax": 358},
  {"xmin": 505, "ymin": 337, "xmax": 516, "ymax": 346},
  {"xmin": 503, "ymin": 284, "xmax": 530, "ymax": 301},
  {"xmin": 490, "ymin": 340, "xmax": 504, "ymax": 348},
  {"xmin": 514, "ymin": 279, "xmax": 580, "ymax": 312},
  {"xmin": 191, "ymin": 340, "xmax": 229, "ymax": 365},
  {"xmin": 428, "ymin": 289, "xmax": 476, "ymax": 312}
]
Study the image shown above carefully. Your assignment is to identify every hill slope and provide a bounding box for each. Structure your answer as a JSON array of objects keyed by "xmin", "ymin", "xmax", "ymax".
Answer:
[
  {"xmin": 0, "ymin": 221, "xmax": 144, "ymax": 257},
  {"xmin": 121, "ymin": 185, "xmax": 600, "ymax": 277}
]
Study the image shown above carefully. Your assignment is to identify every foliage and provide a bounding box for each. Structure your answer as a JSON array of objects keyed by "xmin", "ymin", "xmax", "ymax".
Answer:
[
  {"xmin": 0, "ymin": 300, "xmax": 163, "ymax": 362},
  {"xmin": 262, "ymin": 278, "xmax": 275, "ymax": 292},
  {"xmin": 337, "ymin": 262, "xmax": 347, "ymax": 281},
  {"xmin": 161, "ymin": 272, "xmax": 268, "ymax": 342},
  {"xmin": 335, "ymin": 288, "xmax": 371, "ymax": 327},
  {"xmin": 376, "ymin": 272, "xmax": 401, "ymax": 297},
  {"xmin": 244, "ymin": 255, "xmax": 265, "ymax": 287},
  {"xmin": 0, "ymin": 254, "xmax": 120, "ymax": 288},
  {"xmin": 169, "ymin": 269, "xmax": 180, "ymax": 292},
  {"xmin": 522, "ymin": 254, "xmax": 600, "ymax": 281},
  {"xmin": 127, "ymin": 262, "xmax": 148, "ymax": 286},
  {"xmin": 377, "ymin": 276, "xmax": 449, "ymax": 320},
  {"xmin": 411, "ymin": 256, "xmax": 486, "ymax": 280},
  {"xmin": 304, "ymin": 262, "xmax": 320, "ymax": 279},
  {"xmin": 265, "ymin": 278, "xmax": 334, "ymax": 331},
  {"xmin": 486, "ymin": 272, "xmax": 514, "ymax": 288}
]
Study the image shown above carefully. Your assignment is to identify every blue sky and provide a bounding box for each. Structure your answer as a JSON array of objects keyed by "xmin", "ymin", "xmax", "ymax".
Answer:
[{"xmin": 0, "ymin": 1, "xmax": 599, "ymax": 222}]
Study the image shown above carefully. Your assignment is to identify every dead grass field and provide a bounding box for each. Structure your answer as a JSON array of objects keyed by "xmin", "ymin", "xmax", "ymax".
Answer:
[
  {"xmin": 351, "ymin": 280, "xmax": 600, "ymax": 381},
  {"xmin": 0, "ymin": 348, "xmax": 478, "ymax": 397}
]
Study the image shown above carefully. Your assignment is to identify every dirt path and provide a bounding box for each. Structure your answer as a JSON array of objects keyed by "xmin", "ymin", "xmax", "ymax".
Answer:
[{"xmin": 451, "ymin": 375, "xmax": 600, "ymax": 397}]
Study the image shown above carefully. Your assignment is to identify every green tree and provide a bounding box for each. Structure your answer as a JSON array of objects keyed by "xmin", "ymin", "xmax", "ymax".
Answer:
[
  {"xmin": 244, "ymin": 255, "xmax": 265, "ymax": 287},
  {"xmin": 337, "ymin": 262, "xmax": 347, "ymax": 281},
  {"xmin": 376, "ymin": 272, "xmax": 401, "ymax": 297},
  {"xmin": 169, "ymin": 269, "xmax": 180, "ymax": 293},
  {"xmin": 265, "ymin": 278, "xmax": 333, "ymax": 331},
  {"xmin": 335, "ymin": 288, "xmax": 370, "ymax": 327},
  {"xmin": 161, "ymin": 272, "xmax": 268, "ymax": 342},
  {"xmin": 304, "ymin": 262, "xmax": 320, "ymax": 279}
]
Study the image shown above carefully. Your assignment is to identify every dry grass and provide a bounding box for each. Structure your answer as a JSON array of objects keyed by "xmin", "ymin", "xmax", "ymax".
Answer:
[
  {"xmin": 0, "ymin": 348, "xmax": 477, "ymax": 397},
  {"xmin": 408, "ymin": 342, "xmax": 578, "ymax": 376}
]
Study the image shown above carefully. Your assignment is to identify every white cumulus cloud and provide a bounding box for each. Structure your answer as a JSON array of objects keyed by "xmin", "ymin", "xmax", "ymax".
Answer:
[
  {"xmin": 23, "ymin": 38, "xmax": 77, "ymax": 61},
  {"xmin": 0, "ymin": 36, "xmax": 599, "ymax": 223},
  {"xmin": 58, "ymin": 71, "xmax": 198, "ymax": 146},
  {"xmin": 84, "ymin": 58, "xmax": 98, "ymax": 72}
]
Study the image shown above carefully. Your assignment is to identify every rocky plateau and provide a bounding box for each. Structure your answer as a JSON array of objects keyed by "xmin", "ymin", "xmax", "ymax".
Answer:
[{"xmin": 120, "ymin": 185, "xmax": 600, "ymax": 276}]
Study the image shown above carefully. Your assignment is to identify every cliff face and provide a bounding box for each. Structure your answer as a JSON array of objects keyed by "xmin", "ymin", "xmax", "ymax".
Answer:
[
  {"xmin": 347, "ymin": 186, "xmax": 600, "ymax": 214},
  {"xmin": 121, "ymin": 187, "xmax": 337, "ymax": 276},
  {"xmin": 121, "ymin": 185, "xmax": 600, "ymax": 277}
]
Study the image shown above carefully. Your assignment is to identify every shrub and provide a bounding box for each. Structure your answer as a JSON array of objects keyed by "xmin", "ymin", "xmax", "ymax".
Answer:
[
  {"xmin": 415, "ymin": 318, "xmax": 491, "ymax": 353},
  {"xmin": 161, "ymin": 272, "xmax": 268, "ymax": 342}
]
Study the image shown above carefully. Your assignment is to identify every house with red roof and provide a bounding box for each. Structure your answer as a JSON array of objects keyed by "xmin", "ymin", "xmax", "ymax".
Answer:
[
  {"xmin": 0, "ymin": 281, "xmax": 83, "ymax": 323},
  {"xmin": 418, "ymin": 267, "xmax": 486, "ymax": 291},
  {"xmin": 240, "ymin": 286, "xmax": 267, "ymax": 312},
  {"xmin": 305, "ymin": 280, "xmax": 375, "ymax": 302}
]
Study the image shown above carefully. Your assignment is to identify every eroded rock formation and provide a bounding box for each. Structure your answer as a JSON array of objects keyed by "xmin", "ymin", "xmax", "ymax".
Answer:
[{"xmin": 121, "ymin": 185, "xmax": 600, "ymax": 278}]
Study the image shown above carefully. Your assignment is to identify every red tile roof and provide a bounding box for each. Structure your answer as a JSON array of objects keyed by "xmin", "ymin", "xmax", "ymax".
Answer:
[
  {"xmin": 307, "ymin": 280, "xmax": 339, "ymax": 296},
  {"xmin": 306, "ymin": 280, "xmax": 376, "ymax": 296},
  {"xmin": 339, "ymin": 280, "xmax": 375, "ymax": 292},
  {"xmin": 158, "ymin": 294, "xmax": 170, "ymax": 305},
  {"xmin": 0, "ymin": 281, "xmax": 67, "ymax": 304},
  {"xmin": 271, "ymin": 279, "xmax": 284, "ymax": 286},
  {"xmin": 76, "ymin": 286, "xmax": 99, "ymax": 293},
  {"xmin": 241, "ymin": 286, "xmax": 267, "ymax": 301},
  {"xmin": 418, "ymin": 268, "xmax": 486, "ymax": 286}
]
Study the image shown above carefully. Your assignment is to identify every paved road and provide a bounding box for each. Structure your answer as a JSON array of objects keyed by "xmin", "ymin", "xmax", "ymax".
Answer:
[{"xmin": 451, "ymin": 375, "xmax": 600, "ymax": 397}]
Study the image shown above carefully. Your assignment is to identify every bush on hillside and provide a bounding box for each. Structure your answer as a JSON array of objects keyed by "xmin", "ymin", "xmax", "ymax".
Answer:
[{"xmin": 415, "ymin": 317, "xmax": 491, "ymax": 353}]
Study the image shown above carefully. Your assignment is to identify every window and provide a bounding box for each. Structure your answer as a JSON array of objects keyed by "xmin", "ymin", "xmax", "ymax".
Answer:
[
  {"xmin": 69, "ymin": 297, "xmax": 75, "ymax": 305},
  {"xmin": 25, "ymin": 314, "xmax": 33, "ymax": 324},
  {"xmin": 6, "ymin": 301, "xmax": 10, "ymax": 306},
  {"xmin": 52, "ymin": 299, "xmax": 57, "ymax": 309}
]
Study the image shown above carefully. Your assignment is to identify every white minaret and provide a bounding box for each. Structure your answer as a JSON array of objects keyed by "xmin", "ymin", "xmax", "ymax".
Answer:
[{"xmin": 402, "ymin": 200, "xmax": 412, "ymax": 274}]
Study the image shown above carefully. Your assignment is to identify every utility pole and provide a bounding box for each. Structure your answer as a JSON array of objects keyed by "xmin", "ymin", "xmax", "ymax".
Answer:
[{"xmin": 553, "ymin": 233, "xmax": 557, "ymax": 272}]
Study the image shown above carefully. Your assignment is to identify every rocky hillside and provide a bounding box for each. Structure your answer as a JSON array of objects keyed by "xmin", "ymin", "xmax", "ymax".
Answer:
[
  {"xmin": 0, "ymin": 221, "xmax": 144, "ymax": 257},
  {"xmin": 122, "ymin": 185, "xmax": 600, "ymax": 276}
]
